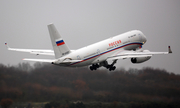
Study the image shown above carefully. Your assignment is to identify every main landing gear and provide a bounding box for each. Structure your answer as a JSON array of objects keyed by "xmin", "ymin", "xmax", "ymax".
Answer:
[
  {"xmin": 89, "ymin": 59, "xmax": 117, "ymax": 71},
  {"xmin": 90, "ymin": 64, "xmax": 99, "ymax": 71},
  {"xmin": 106, "ymin": 65, "xmax": 116, "ymax": 71},
  {"xmin": 105, "ymin": 59, "xmax": 117, "ymax": 71}
]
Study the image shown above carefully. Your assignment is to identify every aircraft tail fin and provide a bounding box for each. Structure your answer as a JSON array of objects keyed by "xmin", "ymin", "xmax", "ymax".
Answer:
[{"xmin": 48, "ymin": 24, "xmax": 71, "ymax": 59}]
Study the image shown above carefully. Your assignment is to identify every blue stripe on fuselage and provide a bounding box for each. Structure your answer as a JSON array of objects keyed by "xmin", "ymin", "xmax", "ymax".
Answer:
[{"xmin": 69, "ymin": 42, "xmax": 143, "ymax": 66}]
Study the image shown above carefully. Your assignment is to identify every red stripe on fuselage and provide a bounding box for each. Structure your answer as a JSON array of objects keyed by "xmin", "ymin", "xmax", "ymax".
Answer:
[{"xmin": 69, "ymin": 42, "xmax": 142, "ymax": 66}]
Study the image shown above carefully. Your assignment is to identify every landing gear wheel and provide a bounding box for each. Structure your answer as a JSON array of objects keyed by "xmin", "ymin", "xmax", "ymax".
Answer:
[
  {"xmin": 90, "ymin": 66, "xmax": 94, "ymax": 71},
  {"xmin": 90, "ymin": 64, "xmax": 99, "ymax": 71},
  {"xmin": 106, "ymin": 65, "xmax": 111, "ymax": 69},
  {"xmin": 109, "ymin": 66, "xmax": 116, "ymax": 71},
  {"xmin": 112, "ymin": 66, "xmax": 116, "ymax": 70}
]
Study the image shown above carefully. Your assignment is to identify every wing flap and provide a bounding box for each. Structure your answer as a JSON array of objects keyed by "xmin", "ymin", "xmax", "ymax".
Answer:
[
  {"xmin": 107, "ymin": 55, "xmax": 152, "ymax": 61},
  {"xmin": 122, "ymin": 52, "xmax": 168, "ymax": 55}
]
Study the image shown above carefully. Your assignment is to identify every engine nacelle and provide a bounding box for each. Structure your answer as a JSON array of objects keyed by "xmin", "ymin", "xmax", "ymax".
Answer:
[
  {"xmin": 131, "ymin": 50, "xmax": 151, "ymax": 63},
  {"xmin": 131, "ymin": 56, "xmax": 151, "ymax": 63}
]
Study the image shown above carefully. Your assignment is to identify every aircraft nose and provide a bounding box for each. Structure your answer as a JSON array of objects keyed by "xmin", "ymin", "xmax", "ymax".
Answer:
[
  {"xmin": 141, "ymin": 34, "xmax": 147, "ymax": 44},
  {"xmin": 138, "ymin": 31, "xmax": 147, "ymax": 44}
]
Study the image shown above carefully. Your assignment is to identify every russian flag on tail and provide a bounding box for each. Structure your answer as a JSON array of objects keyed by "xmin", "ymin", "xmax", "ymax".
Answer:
[{"xmin": 56, "ymin": 40, "xmax": 65, "ymax": 46}]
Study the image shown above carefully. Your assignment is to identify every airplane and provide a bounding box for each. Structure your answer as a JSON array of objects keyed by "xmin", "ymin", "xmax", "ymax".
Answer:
[{"xmin": 5, "ymin": 23, "xmax": 172, "ymax": 71}]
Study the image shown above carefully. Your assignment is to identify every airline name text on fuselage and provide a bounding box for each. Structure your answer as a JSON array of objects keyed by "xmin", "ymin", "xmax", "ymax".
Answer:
[{"xmin": 109, "ymin": 40, "xmax": 121, "ymax": 47}]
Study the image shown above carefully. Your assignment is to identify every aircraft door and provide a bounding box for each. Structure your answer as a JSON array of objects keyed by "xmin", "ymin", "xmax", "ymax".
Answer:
[{"xmin": 77, "ymin": 55, "xmax": 81, "ymax": 60}]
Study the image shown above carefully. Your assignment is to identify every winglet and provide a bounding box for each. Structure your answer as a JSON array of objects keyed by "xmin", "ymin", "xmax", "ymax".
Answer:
[
  {"xmin": 5, "ymin": 42, "xmax": 9, "ymax": 48},
  {"xmin": 168, "ymin": 46, "xmax": 172, "ymax": 53}
]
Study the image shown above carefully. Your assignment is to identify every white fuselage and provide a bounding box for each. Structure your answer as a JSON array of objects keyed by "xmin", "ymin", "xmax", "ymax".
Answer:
[{"xmin": 57, "ymin": 30, "xmax": 147, "ymax": 67}]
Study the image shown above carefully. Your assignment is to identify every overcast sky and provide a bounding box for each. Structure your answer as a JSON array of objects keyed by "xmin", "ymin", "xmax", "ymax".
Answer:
[{"xmin": 1, "ymin": 0, "xmax": 180, "ymax": 74}]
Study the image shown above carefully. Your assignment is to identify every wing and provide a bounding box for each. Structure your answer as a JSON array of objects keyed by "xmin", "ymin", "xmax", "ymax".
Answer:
[
  {"xmin": 5, "ymin": 43, "xmax": 80, "ymax": 64},
  {"xmin": 107, "ymin": 46, "xmax": 172, "ymax": 60},
  {"xmin": 5, "ymin": 43, "xmax": 54, "ymax": 56},
  {"xmin": 23, "ymin": 58, "xmax": 55, "ymax": 62}
]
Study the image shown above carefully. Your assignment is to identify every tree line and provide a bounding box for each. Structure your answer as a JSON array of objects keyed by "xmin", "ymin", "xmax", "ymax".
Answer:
[{"xmin": 0, "ymin": 62, "xmax": 180, "ymax": 107}]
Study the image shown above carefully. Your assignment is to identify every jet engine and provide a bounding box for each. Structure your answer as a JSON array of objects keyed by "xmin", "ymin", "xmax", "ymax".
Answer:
[
  {"xmin": 131, "ymin": 50, "xmax": 151, "ymax": 63},
  {"xmin": 131, "ymin": 56, "xmax": 151, "ymax": 63}
]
